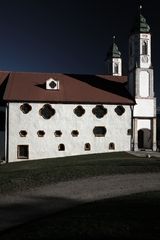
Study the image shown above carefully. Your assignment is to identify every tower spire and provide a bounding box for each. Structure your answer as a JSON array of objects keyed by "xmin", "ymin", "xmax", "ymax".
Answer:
[
  {"xmin": 105, "ymin": 36, "xmax": 122, "ymax": 76},
  {"xmin": 139, "ymin": 4, "xmax": 142, "ymax": 11},
  {"xmin": 130, "ymin": 3, "xmax": 150, "ymax": 34},
  {"xmin": 113, "ymin": 35, "xmax": 116, "ymax": 43}
]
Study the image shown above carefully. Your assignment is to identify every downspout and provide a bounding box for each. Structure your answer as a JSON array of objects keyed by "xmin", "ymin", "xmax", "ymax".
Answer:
[
  {"xmin": 5, "ymin": 102, "xmax": 9, "ymax": 163},
  {"xmin": 130, "ymin": 105, "xmax": 134, "ymax": 151}
]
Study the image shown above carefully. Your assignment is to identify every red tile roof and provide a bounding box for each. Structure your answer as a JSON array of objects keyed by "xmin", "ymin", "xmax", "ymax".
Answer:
[{"xmin": 0, "ymin": 71, "xmax": 134, "ymax": 105}]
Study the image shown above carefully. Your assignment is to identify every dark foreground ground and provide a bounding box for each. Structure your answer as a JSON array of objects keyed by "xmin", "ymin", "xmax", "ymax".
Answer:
[
  {"xmin": 1, "ymin": 190, "xmax": 160, "ymax": 240},
  {"xmin": 0, "ymin": 152, "xmax": 160, "ymax": 240}
]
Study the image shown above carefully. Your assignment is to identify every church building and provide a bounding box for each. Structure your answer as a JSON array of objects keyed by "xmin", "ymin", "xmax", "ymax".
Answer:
[{"xmin": 0, "ymin": 8, "xmax": 157, "ymax": 162}]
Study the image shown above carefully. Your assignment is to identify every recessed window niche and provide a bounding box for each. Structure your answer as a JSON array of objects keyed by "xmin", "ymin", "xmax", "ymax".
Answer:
[
  {"xmin": 20, "ymin": 103, "xmax": 32, "ymax": 114},
  {"xmin": 92, "ymin": 105, "xmax": 107, "ymax": 119},
  {"xmin": 39, "ymin": 104, "xmax": 55, "ymax": 119},
  {"xmin": 93, "ymin": 126, "xmax": 107, "ymax": 137},
  {"xmin": 109, "ymin": 142, "xmax": 115, "ymax": 150},
  {"xmin": 71, "ymin": 130, "xmax": 79, "ymax": 137},
  {"xmin": 84, "ymin": 143, "xmax": 91, "ymax": 151},
  {"xmin": 19, "ymin": 130, "xmax": 27, "ymax": 137},
  {"xmin": 37, "ymin": 130, "xmax": 45, "ymax": 137},
  {"xmin": 58, "ymin": 144, "xmax": 65, "ymax": 151},
  {"xmin": 115, "ymin": 106, "xmax": 125, "ymax": 116},
  {"xmin": 54, "ymin": 130, "xmax": 62, "ymax": 137},
  {"xmin": 74, "ymin": 106, "xmax": 85, "ymax": 117}
]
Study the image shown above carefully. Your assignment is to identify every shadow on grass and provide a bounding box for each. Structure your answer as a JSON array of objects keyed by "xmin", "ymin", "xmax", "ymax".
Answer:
[{"xmin": 0, "ymin": 191, "xmax": 160, "ymax": 240}]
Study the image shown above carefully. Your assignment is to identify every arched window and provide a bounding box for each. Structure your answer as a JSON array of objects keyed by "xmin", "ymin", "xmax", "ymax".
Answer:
[
  {"xmin": 114, "ymin": 63, "xmax": 118, "ymax": 74},
  {"xmin": 142, "ymin": 41, "xmax": 148, "ymax": 55},
  {"xmin": 58, "ymin": 144, "xmax": 65, "ymax": 151},
  {"xmin": 84, "ymin": 143, "xmax": 91, "ymax": 151},
  {"xmin": 109, "ymin": 142, "xmax": 115, "ymax": 150}
]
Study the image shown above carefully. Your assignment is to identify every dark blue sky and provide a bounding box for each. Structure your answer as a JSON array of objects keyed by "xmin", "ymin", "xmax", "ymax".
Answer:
[{"xmin": 0, "ymin": 1, "xmax": 159, "ymax": 101}]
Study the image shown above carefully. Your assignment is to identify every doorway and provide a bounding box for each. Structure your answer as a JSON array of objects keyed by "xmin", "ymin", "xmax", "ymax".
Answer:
[{"xmin": 138, "ymin": 129, "xmax": 152, "ymax": 150}]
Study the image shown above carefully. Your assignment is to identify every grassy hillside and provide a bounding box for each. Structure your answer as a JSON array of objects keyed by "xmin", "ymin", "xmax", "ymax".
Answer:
[{"xmin": 0, "ymin": 152, "xmax": 160, "ymax": 194}]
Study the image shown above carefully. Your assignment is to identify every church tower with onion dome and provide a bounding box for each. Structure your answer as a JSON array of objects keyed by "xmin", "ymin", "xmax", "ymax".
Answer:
[
  {"xmin": 105, "ymin": 36, "xmax": 122, "ymax": 76},
  {"xmin": 128, "ymin": 5, "xmax": 157, "ymax": 151}
]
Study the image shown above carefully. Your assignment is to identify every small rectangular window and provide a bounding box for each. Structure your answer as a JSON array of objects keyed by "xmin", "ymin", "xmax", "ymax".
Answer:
[
  {"xmin": 127, "ymin": 129, "xmax": 132, "ymax": 135},
  {"xmin": 17, "ymin": 145, "xmax": 29, "ymax": 159}
]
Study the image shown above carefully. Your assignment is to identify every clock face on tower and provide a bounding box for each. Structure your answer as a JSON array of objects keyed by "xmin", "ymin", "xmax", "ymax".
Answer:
[{"xmin": 142, "ymin": 55, "xmax": 148, "ymax": 63}]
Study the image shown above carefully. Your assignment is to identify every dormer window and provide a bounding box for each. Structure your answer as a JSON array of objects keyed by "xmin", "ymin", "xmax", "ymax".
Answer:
[
  {"xmin": 49, "ymin": 81, "xmax": 56, "ymax": 89},
  {"xmin": 46, "ymin": 78, "xmax": 59, "ymax": 90}
]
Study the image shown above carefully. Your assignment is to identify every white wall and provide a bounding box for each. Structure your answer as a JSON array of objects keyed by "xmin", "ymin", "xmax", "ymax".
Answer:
[
  {"xmin": 134, "ymin": 98, "xmax": 156, "ymax": 117},
  {"xmin": 137, "ymin": 119, "xmax": 151, "ymax": 131},
  {"xmin": 8, "ymin": 103, "xmax": 132, "ymax": 162},
  {"xmin": 139, "ymin": 71, "xmax": 149, "ymax": 97}
]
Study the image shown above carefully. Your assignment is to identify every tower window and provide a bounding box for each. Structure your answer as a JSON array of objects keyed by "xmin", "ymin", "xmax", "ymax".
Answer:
[
  {"xmin": 142, "ymin": 41, "xmax": 148, "ymax": 55},
  {"xmin": 17, "ymin": 145, "xmax": 29, "ymax": 159},
  {"xmin": 114, "ymin": 63, "xmax": 118, "ymax": 74},
  {"xmin": 84, "ymin": 143, "xmax": 91, "ymax": 151},
  {"xmin": 58, "ymin": 144, "xmax": 65, "ymax": 151}
]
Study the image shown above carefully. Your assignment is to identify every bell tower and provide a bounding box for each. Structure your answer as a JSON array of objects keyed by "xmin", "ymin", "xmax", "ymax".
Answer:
[
  {"xmin": 105, "ymin": 36, "xmax": 122, "ymax": 76},
  {"xmin": 128, "ymin": 6, "xmax": 157, "ymax": 151}
]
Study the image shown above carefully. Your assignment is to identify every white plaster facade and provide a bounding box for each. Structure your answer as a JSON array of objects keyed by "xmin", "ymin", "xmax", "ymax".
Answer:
[{"xmin": 7, "ymin": 103, "xmax": 132, "ymax": 162}]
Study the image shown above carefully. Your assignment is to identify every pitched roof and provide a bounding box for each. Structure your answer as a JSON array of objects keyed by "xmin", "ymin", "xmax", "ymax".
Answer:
[{"xmin": 0, "ymin": 71, "xmax": 134, "ymax": 105}]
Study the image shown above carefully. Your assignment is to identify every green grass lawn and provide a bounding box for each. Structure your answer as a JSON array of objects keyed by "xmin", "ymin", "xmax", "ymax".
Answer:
[
  {"xmin": 1, "ymin": 190, "xmax": 160, "ymax": 240},
  {"xmin": 0, "ymin": 152, "xmax": 160, "ymax": 194}
]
